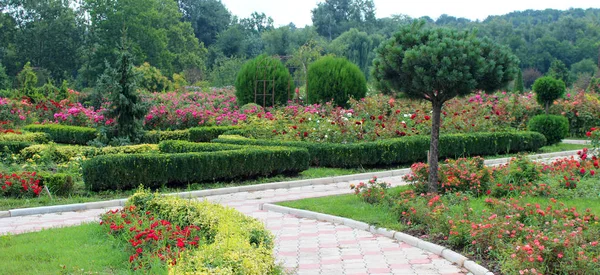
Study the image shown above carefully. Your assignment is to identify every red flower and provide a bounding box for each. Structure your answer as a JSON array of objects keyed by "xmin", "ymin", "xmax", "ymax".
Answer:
[
  {"xmin": 303, "ymin": 132, "xmax": 308, "ymax": 137},
  {"xmin": 587, "ymin": 131, "xmax": 592, "ymax": 137},
  {"xmin": 424, "ymin": 115, "xmax": 431, "ymax": 120},
  {"xmin": 177, "ymin": 239, "xmax": 185, "ymax": 248}
]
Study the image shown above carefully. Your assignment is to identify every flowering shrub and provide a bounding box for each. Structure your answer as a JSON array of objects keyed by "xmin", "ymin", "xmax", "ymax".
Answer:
[
  {"xmin": 0, "ymin": 171, "xmax": 43, "ymax": 197},
  {"xmin": 404, "ymin": 157, "xmax": 492, "ymax": 196},
  {"xmin": 391, "ymin": 191, "xmax": 600, "ymax": 274},
  {"xmin": 552, "ymin": 91, "xmax": 600, "ymax": 137},
  {"xmin": 350, "ymin": 176, "xmax": 390, "ymax": 204},
  {"xmin": 100, "ymin": 205, "xmax": 204, "ymax": 270}
]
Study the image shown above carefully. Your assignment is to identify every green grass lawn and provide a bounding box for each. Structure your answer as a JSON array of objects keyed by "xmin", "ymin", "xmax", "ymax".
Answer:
[
  {"xmin": 0, "ymin": 223, "xmax": 132, "ymax": 275},
  {"xmin": 0, "ymin": 142, "xmax": 586, "ymax": 211}
]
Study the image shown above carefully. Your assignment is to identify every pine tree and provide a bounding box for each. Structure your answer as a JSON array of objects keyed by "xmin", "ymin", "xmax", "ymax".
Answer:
[
  {"xmin": 514, "ymin": 69, "xmax": 524, "ymax": 93},
  {"xmin": 95, "ymin": 40, "xmax": 146, "ymax": 142}
]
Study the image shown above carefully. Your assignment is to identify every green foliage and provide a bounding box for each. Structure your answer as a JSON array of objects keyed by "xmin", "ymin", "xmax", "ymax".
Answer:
[
  {"xmin": 311, "ymin": 0, "xmax": 376, "ymax": 40},
  {"xmin": 188, "ymin": 126, "xmax": 243, "ymax": 142},
  {"xmin": 38, "ymin": 172, "xmax": 74, "ymax": 196},
  {"xmin": 141, "ymin": 130, "xmax": 190, "ymax": 144},
  {"xmin": 171, "ymin": 73, "xmax": 187, "ymax": 90},
  {"xmin": 158, "ymin": 140, "xmax": 244, "ymax": 153},
  {"xmin": 38, "ymin": 81, "xmax": 59, "ymax": 99},
  {"xmin": 209, "ymin": 56, "xmax": 245, "ymax": 87},
  {"xmin": 328, "ymin": 28, "xmax": 382, "ymax": 79},
  {"xmin": 373, "ymin": 21, "xmax": 519, "ymax": 99},
  {"xmin": 588, "ymin": 77, "xmax": 600, "ymax": 93},
  {"xmin": 82, "ymin": 146, "xmax": 310, "ymax": 191},
  {"xmin": 307, "ymin": 56, "xmax": 367, "ymax": 107},
  {"xmin": 16, "ymin": 62, "xmax": 40, "ymax": 100},
  {"xmin": 570, "ymin": 58, "xmax": 598, "ymax": 77},
  {"xmin": 548, "ymin": 59, "xmax": 572, "ymax": 87},
  {"xmin": 97, "ymin": 46, "xmax": 147, "ymax": 141},
  {"xmin": 513, "ymin": 69, "xmax": 524, "ymax": 93},
  {"xmin": 214, "ymin": 132, "xmax": 546, "ymax": 168},
  {"xmin": 141, "ymin": 126, "xmax": 242, "ymax": 144},
  {"xmin": 0, "ymin": 141, "xmax": 33, "ymax": 155},
  {"xmin": 0, "ymin": 132, "xmax": 50, "ymax": 143},
  {"xmin": 23, "ymin": 124, "xmax": 97, "ymax": 145},
  {"xmin": 532, "ymin": 76, "xmax": 566, "ymax": 114},
  {"xmin": 58, "ymin": 80, "xmax": 69, "ymax": 100},
  {"xmin": 178, "ymin": 0, "xmax": 232, "ymax": 47},
  {"xmin": 235, "ymin": 55, "xmax": 292, "ymax": 107},
  {"xmin": 134, "ymin": 62, "xmax": 172, "ymax": 92},
  {"xmin": 20, "ymin": 144, "xmax": 98, "ymax": 163},
  {"xmin": 0, "ymin": 63, "xmax": 10, "ymax": 90},
  {"xmin": 528, "ymin": 115, "xmax": 569, "ymax": 145},
  {"xmin": 82, "ymin": 0, "xmax": 206, "ymax": 84}
]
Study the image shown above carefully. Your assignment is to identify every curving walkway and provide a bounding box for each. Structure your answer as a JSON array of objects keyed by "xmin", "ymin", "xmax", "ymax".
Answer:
[{"xmin": 0, "ymin": 176, "xmax": 467, "ymax": 275}]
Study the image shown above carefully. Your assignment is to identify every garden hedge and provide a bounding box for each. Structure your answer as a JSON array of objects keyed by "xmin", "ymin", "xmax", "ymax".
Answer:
[
  {"xmin": 158, "ymin": 140, "xmax": 244, "ymax": 153},
  {"xmin": 0, "ymin": 132, "xmax": 50, "ymax": 143},
  {"xmin": 528, "ymin": 115, "xmax": 569, "ymax": 145},
  {"xmin": 23, "ymin": 124, "xmax": 97, "ymax": 145},
  {"xmin": 126, "ymin": 189, "xmax": 278, "ymax": 274},
  {"xmin": 82, "ymin": 146, "xmax": 310, "ymax": 191},
  {"xmin": 213, "ymin": 132, "xmax": 547, "ymax": 168},
  {"xmin": 0, "ymin": 141, "xmax": 33, "ymax": 154},
  {"xmin": 142, "ymin": 126, "xmax": 242, "ymax": 143},
  {"xmin": 38, "ymin": 172, "xmax": 74, "ymax": 196}
]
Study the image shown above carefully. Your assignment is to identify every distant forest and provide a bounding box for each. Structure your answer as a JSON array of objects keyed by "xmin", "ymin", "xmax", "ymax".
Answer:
[{"xmin": 1, "ymin": 0, "xmax": 599, "ymax": 90}]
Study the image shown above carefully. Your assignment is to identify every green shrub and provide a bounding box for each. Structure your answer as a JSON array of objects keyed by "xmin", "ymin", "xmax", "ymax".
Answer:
[
  {"xmin": 307, "ymin": 56, "xmax": 367, "ymax": 108},
  {"xmin": 0, "ymin": 132, "xmax": 49, "ymax": 143},
  {"xmin": 588, "ymin": 77, "xmax": 600, "ymax": 93},
  {"xmin": 126, "ymin": 189, "xmax": 278, "ymax": 274},
  {"xmin": 20, "ymin": 144, "xmax": 99, "ymax": 163},
  {"xmin": 23, "ymin": 124, "xmax": 97, "ymax": 145},
  {"xmin": 100, "ymin": 144, "xmax": 158, "ymax": 155},
  {"xmin": 235, "ymin": 55, "xmax": 292, "ymax": 107},
  {"xmin": 158, "ymin": 140, "xmax": 244, "ymax": 153},
  {"xmin": 82, "ymin": 146, "xmax": 310, "ymax": 191},
  {"xmin": 38, "ymin": 172, "xmax": 74, "ymax": 196},
  {"xmin": 528, "ymin": 115, "xmax": 569, "ymax": 145},
  {"xmin": 533, "ymin": 76, "xmax": 566, "ymax": 114},
  {"xmin": 188, "ymin": 126, "xmax": 242, "ymax": 142},
  {"xmin": 135, "ymin": 62, "xmax": 172, "ymax": 92},
  {"xmin": 0, "ymin": 141, "xmax": 33, "ymax": 154},
  {"xmin": 141, "ymin": 130, "xmax": 190, "ymax": 144},
  {"xmin": 214, "ymin": 132, "xmax": 546, "ymax": 168}
]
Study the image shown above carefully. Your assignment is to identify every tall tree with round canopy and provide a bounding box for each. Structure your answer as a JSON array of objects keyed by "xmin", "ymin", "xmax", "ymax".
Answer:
[{"xmin": 372, "ymin": 21, "xmax": 519, "ymax": 192}]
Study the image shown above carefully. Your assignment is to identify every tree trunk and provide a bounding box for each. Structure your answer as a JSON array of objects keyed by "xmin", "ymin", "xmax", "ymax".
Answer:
[
  {"xmin": 545, "ymin": 102, "xmax": 549, "ymax": 115},
  {"xmin": 428, "ymin": 101, "xmax": 443, "ymax": 193}
]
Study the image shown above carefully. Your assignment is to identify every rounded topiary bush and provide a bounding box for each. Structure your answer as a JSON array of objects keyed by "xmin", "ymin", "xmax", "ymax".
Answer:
[
  {"xmin": 528, "ymin": 115, "xmax": 569, "ymax": 145},
  {"xmin": 533, "ymin": 76, "xmax": 566, "ymax": 114},
  {"xmin": 307, "ymin": 56, "xmax": 367, "ymax": 108},
  {"xmin": 235, "ymin": 55, "xmax": 292, "ymax": 107}
]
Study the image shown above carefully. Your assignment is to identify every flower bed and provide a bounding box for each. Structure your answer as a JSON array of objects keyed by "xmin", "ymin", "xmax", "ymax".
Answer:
[{"xmin": 101, "ymin": 189, "xmax": 280, "ymax": 274}]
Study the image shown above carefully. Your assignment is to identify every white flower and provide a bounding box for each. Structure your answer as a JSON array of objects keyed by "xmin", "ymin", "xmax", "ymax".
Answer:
[{"xmin": 403, "ymin": 114, "xmax": 410, "ymax": 118}]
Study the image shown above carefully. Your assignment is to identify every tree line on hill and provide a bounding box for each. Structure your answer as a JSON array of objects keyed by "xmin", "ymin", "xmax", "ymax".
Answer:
[{"xmin": 0, "ymin": 0, "xmax": 599, "ymax": 92}]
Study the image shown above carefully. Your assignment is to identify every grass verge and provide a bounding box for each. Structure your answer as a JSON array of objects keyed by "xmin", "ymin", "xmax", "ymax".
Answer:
[{"xmin": 0, "ymin": 223, "xmax": 131, "ymax": 275}]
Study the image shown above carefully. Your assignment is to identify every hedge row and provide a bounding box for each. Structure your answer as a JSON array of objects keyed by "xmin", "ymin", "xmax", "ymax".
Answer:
[
  {"xmin": 0, "ymin": 132, "xmax": 50, "ymax": 143},
  {"xmin": 19, "ymin": 144, "xmax": 159, "ymax": 163},
  {"xmin": 23, "ymin": 124, "xmax": 97, "ymax": 145},
  {"xmin": 142, "ymin": 126, "xmax": 242, "ymax": 143},
  {"xmin": 82, "ymin": 146, "xmax": 310, "ymax": 191},
  {"xmin": 0, "ymin": 141, "xmax": 33, "ymax": 154},
  {"xmin": 38, "ymin": 172, "xmax": 74, "ymax": 196},
  {"xmin": 213, "ymin": 132, "xmax": 547, "ymax": 168},
  {"xmin": 127, "ymin": 189, "xmax": 278, "ymax": 274},
  {"xmin": 158, "ymin": 140, "xmax": 244, "ymax": 153}
]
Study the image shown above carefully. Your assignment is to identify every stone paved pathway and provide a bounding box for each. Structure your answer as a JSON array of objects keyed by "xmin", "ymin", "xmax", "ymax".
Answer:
[{"xmin": 0, "ymin": 175, "xmax": 467, "ymax": 275}]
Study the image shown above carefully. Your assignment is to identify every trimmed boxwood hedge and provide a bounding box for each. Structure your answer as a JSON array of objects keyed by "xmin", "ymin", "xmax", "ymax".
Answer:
[
  {"xmin": 213, "ymin": 132, "xmax": 547, "ymax": 168},
  {"xmin": 158, "ymin": 140, "xmax": 245, "ymax": 153},
  {"xmin": 142, "ymin": 126, "xmax": 242, "ymax": 143},
  {"xmin": 38, "ymin": 172, "xmax": 74, "ymax": 196},
  {"xmin": 0, "ymin": 141, "xmax": 33, "ymax": 154},
  {"xmin": 82, "ymin": 146, "xmax": 310, "ymax": 191},
  {"xmin": 0, "ymin": 132, "xmax": 50, "ymax": 143},
  {"xmin": 23, "ymin": 124, "xmax": 97, "ymax": 145}
]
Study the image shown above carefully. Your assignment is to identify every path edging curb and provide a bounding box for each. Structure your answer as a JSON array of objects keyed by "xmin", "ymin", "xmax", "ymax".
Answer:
[
  {"xmin": 261, "ymin": 203, "xmax": 495, "ymax": 275},
  {"xmin": 1, "ymin": 150, "xmax": 578, "ymax": 219}
]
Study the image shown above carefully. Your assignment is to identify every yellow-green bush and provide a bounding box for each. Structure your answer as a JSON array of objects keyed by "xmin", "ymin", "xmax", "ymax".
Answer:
[
  {"xmin": 126, "ymin": 189, "xmax": 279, "ymax": 274},
  {"xmin": 20, "ymin": 143, "xmax": 158, "ymax": 163},
  {"xmin": 0, "ymin": 132, "xmax": 50, "ymax": 143}
]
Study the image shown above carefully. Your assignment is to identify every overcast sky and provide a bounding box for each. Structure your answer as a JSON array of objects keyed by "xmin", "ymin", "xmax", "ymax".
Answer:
[{"xmin": 220, "ymin": 0, "xmax": 600, "ymax": 27}]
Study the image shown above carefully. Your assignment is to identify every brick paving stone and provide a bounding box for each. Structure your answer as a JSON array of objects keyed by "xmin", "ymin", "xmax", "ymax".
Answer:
[{"xmin": 0, "ymin": 176, "xmax": 470, "ymax": 274}]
